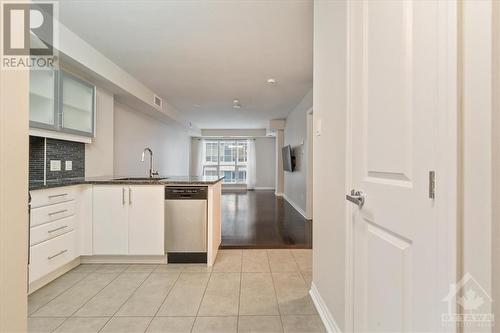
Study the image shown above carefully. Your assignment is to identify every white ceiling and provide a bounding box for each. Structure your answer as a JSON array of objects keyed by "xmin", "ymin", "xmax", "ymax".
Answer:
[{"xmin": 56, "ymin": 0, "xmax": 313, "ymax": 129}]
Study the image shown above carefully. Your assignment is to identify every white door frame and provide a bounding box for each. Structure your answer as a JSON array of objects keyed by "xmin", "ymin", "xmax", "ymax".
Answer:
[
  {"xmin": 343, "ymin": 0, "xmax": 458, "ymax": 331},
  {"xmin": 344, "ymin": 2, "xmax": 354, "ymax": 330},
  {"xmin": 306, "ymin": 107, "xmax": 314, "ymax": 220},
  {"xmin": 492, "ymin": 0, "xmax": 500, "ymax": 324},
  {"xmin": 435, "ymin": 1, "xmax": 459, "ymax": 328}
]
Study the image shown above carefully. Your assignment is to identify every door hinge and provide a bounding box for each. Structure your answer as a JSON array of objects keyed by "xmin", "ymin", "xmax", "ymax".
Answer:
[{"xmin": 429, "ymin": 171, "xmax": 436, "ymax": 199}]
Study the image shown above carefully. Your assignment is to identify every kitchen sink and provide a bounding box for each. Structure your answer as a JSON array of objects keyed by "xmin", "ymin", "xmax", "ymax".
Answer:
[{"xmin": 113, "ymin": 177, "xmax": 169, "ymax": 181}]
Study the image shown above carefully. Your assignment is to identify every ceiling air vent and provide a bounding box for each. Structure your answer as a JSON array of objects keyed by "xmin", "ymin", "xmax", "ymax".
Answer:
[{"xmin": 153, "ymin": 95, "xmax": 163, "ymax": 108}]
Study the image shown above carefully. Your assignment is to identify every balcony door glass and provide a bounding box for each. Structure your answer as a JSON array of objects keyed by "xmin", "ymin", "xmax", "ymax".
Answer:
[{"xmin": 202, "ymin": 139, "xmax": 248, "ymax": 184}]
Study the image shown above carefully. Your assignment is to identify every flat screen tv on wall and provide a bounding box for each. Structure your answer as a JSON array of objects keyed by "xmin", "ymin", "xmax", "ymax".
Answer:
[{"xmin": 282, "ymin": 145, "xmax": 295, "ymax": 172}]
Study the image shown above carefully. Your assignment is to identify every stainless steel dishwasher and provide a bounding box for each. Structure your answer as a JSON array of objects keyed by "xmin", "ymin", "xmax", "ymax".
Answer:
[{"xmin": 165, "ymin": 186, "xmax": 208, "ymax": 263}]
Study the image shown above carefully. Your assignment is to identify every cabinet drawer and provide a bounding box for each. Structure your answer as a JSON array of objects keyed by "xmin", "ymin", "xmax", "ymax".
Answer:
[
  {"xmin": 29, "ymin": 231, "xmax": 77, "ymax": 283},
  {"xmin": 31, "ymin": 187, "xmax": 76, "ymax": 208},
  {"xmin": 30, "ymin": 215, "xmax": 75, "ymax": 246},
  {"xmin": 30, "ymin": 200, "xmax": 76, "ymax": 227}
]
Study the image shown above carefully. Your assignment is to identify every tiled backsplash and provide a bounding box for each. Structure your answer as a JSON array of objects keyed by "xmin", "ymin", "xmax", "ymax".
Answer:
[
  {"xmin": 45, "ymin": 138, "xmax": 85, "ymax": 180},
  {"xmin": 29, "ymin": 136, "xmax": 45, "ymax": 184},
  {"xmin": 29, "ymin": 136, "xmax": 85, "ymax": 185}
]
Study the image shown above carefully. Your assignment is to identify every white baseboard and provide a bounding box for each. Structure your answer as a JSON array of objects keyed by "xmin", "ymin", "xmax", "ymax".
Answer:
[
  {"xmin": 275, "ymin": 192, "xmax": 283, "ymax": 196},
  {"xmin": 29, "ymin": 258, "xmax": 81, "ymax": 294},
  {"xmin": 222, "ymin": 185, "xmax": 247, "ymax": 192},
  {"xmin": 283, "ymin": 193, "xmax": 310, "ymax": 219},
  {"xmin": 310, "ymin": 282, "xmax": 342, "ymax": 333},
  {"xmin": 254, "ymin": 187, "xmax": 275, "ymax": 191},
  {"xmin": 80, "ymin": 255, "xmax": 168, "ymax": 264}
]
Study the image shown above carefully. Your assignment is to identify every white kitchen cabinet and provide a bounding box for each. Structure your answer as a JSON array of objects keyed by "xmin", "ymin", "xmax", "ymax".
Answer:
[
  {"xmin": 30, "ymin": 231, "xmax": 78, "ymax": 283},
  {"xmin": 92, "ymin": 185, "xmax": 164, "ymax": 256},
  {"xmin": 30, "ymin": 200, "xmax": 76, "ymax": 227},
  {"xmin": 78, "ymin": 186, "xmax": 93, "ymax": 255},
  {"xmin": 30, "ymin": 69, "xmax": 57, "ymax": 130},
  {"xmin": 92, "ymin": 186, "xmax": 129, "ymax": 255},
  {"xmin": 30, "ymin": 215, "xmax": 76, "ymax": 246},
  {"xmin": 30, "ymin": 186, "xmax": 77, "ymax": 208},
  {"xmin": 29, "ymin": 185, "xmax": 92, "ymax": 289},
  {"xmin": 128, "ymin": 186, "xmax": 164, "ymax": 255},
  {"xmin": 60, "ymin": 71, "xmax": 95, "ymax": 136},
  {"xmin": 29, "ymin": 69, "xmax": 95, "ymax": 137}
]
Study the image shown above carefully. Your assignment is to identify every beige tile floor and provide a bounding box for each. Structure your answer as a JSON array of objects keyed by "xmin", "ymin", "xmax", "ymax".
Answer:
[{"xmin": 28, "ymin": 249, "xmax": 325, "ymax": 333}]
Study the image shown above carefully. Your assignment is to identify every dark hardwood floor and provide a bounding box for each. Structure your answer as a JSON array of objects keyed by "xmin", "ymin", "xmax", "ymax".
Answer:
[{"xmin": 220, "ymin": 190, "xmax": 312, "ymax": 249}]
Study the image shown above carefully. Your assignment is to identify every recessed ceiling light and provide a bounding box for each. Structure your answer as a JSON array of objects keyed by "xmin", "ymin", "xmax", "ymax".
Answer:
[{"xmin": 266, "ymin": 78, "xmax": 277, "ymax": 84}]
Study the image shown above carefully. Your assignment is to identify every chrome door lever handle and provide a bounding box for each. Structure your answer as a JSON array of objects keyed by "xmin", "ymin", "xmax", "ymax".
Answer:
[{"xmin": 346, "ymin": 190, "xmax": 365, "ymax": 208}]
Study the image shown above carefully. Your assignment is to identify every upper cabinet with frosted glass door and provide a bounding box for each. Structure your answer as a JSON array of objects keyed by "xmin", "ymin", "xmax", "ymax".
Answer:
[
  {"xmin": 59, "ymin": 71, "xmax": 95, "ymax": 136},
  {"xmin": 29, "ymin": 69, "xmax": 95, "ymax": 137},
  {"xmin": 30, "ymin": 69, "xmax": 58, "ymax": 130}
]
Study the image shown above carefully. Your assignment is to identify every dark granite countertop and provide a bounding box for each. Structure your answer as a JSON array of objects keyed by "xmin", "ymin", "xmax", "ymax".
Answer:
[{"xmin": 29, "ymin": 176, "xmax": 224, "ymax": 191}]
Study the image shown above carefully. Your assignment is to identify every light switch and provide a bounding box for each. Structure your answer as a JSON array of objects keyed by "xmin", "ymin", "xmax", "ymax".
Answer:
[
  {"xmin": 50, "ymin": 160, "xmax": 61, "ymax": 171},
  {"xmin": 65, "ymin": 161, "xmax": 73, "ymax": 171}
]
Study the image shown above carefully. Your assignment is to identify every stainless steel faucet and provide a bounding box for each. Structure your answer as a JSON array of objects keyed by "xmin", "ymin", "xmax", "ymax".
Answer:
[{"xmin": 141, "ymin": 147, "xmax": 159, "ymax": 178}]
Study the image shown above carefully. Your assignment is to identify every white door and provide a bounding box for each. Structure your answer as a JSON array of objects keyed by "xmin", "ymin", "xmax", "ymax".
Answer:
[
  {"xmin": 349, "ymin": 1, "xmax": 454, "ymax": 331},
  {"xmin": 128, "ymin": 185, "xmax": 164, "ymax": 255},
  {"xmin": 93, "ymin": 186, "xmax": 128, "ymax": 255}
]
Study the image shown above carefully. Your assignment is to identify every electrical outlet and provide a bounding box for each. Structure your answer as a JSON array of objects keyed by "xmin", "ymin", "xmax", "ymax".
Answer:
[
  {"xmin": 50, "ymin": 160, "xmax": 61, "ymax": 171},
  {"xmin": 65, "ymin": 161, "xmax": 73, "ymax": 171}
]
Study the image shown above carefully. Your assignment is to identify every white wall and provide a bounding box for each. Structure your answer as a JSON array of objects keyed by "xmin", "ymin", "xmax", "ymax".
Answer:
[
  {"xmin": 255, "ymin": 137, "xmax": 276, "ymax": 189},
  {"xmin": 493, "ymin": 0, "xmax": 500, "ymax": 325},
  {"xmin": 275, "ymin": 130, "xmax": 285, "ymax": 195},
  {"xmin": 85, "ymin": 87, "xmax": 114, "ymax": 177},
  {"xmin": 189, "ymin": 137, "xmax": 202, "ymax": 176},
  {"xmin": 270, "ymin": 119, "xmax": 286, "ymax": 195},
  {"xmin": 84, "ymin": 80, "xmax": 191, "ymax": 180},
  {"xmin": 284, "ymin": 89, "xmax": 312, "ymax": 215},
  {"xmin": 114, "ymin": 102, "xmax": 191, "ymax": 176},
  {"xmin": 313, "ymin": 0, "xmax": 348, "ymax": 330}
]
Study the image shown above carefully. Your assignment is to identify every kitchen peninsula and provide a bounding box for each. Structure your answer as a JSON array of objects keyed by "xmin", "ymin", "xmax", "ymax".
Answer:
[{"xmin": 28, "ymin": 176, "xmax": 223, "ymax": 293}]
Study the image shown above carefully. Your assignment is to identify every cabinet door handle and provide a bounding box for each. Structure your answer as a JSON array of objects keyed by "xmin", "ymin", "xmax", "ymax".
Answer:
[
  {"xmin": 129, "ymin": 187, "xmax": 132, "ymax": 205},
  {"xmin": 47, "ymin": 225, "xmax": 68, "ymax": 234},
  {"xmin": 48, "ymin": 209, "xmax": 67, "ymax": 216},
  {"xmin": 122, "ymin": 188, "xmax": 126, "ymax": 205},
  {"xmin": 48, "ymin": 249, "xmax": 67, "ymax": 260}
]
